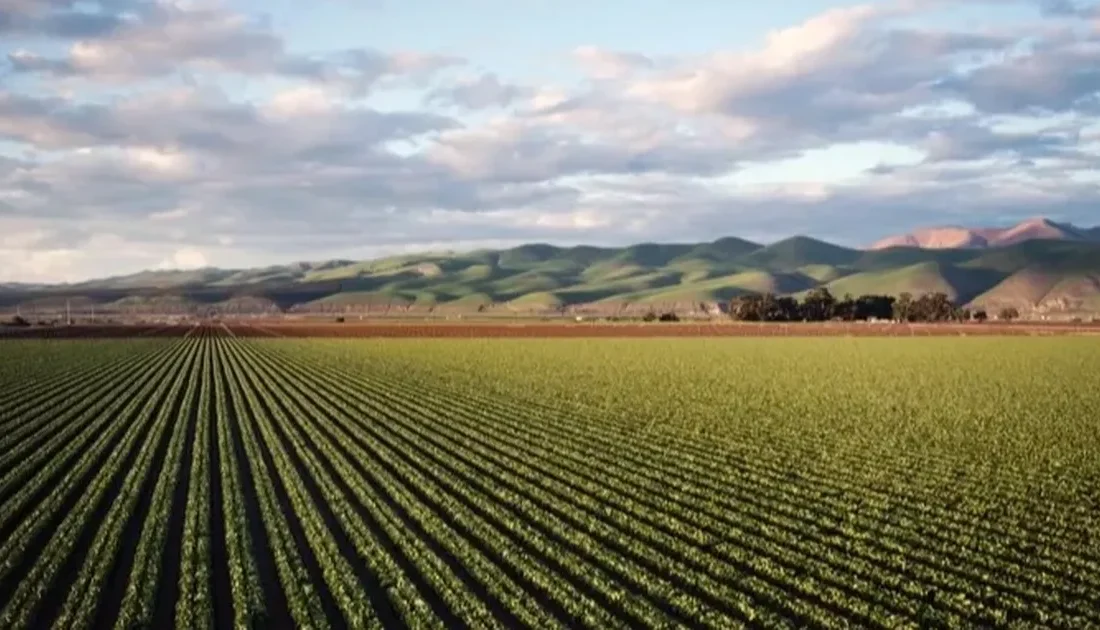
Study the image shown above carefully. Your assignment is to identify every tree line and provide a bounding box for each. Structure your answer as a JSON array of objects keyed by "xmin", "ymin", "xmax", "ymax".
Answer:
[{"xmin": 728, "ymin": 289, "xmax": 1020, "ymax": 323}]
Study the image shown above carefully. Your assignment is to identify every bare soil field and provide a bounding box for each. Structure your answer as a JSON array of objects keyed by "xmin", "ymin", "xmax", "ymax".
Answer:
[
  {"xmin": 237, "ymin": 321, "xmax": 1100, "ymax": 338},
  {"xmin": 3, "ymin": 320, "xmax": 1099, "ymax": 339},
  {"xmin": 0, "ymin": 324, "xmax": 193, "ymax": 339}
]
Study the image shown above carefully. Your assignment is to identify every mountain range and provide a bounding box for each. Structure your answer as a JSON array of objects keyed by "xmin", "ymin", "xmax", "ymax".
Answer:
[
  {"xmin": 3, "ymin": 217, "xmax": 1100, "ymax": 317},
  {"xmin": 869, "ymin": 217, "xmax": 1100, "ymax": 250}
]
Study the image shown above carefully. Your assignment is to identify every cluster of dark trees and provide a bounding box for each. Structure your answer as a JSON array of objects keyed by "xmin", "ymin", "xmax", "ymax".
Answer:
[{"xmin": 729, "ymin": 289, "xmax": 1020, "ymax": 323}]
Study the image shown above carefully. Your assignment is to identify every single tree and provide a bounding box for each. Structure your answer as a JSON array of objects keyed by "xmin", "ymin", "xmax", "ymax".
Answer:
[
  {"xmin": 800, "ymin": 287, "xmax": 837, "ymax": 322},
  {"xmin": 759, "ymin": 293, "xmax": 780, "ymax": 321},
  {"xmin": 833, "ymin": 293, "xmax": 856, "ymax": 321},
  {"xmin": 729, "ymin": 295, "xmax": 764, "ymax": 321},
  {"xmin": 893, "ymin": 292, "xmax": 914, "ymax": 322},
  {"xmin": 775, "ymin": 296, "xmax": 801, "ymax": 321}
]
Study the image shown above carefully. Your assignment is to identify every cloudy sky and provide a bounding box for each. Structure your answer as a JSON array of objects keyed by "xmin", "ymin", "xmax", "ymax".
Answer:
[{"xmin": 1, "ymin": 0, "xmax": 1099, "ymax": 282}]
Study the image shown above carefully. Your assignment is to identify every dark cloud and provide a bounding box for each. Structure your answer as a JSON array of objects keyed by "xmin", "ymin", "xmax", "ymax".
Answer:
[
  {"xmin": 3, "ymin": 1, "xmax": 459, "ymax": 89},
  {"xmin": 0, "ymin": 87, "xmax": 458, "ymax": 155},
  {"xmin": 910, "ymin": 119, "xmax": 1087, "ymax": 162},
  {"xmin": 1036, "ymin": 0, "xmax": 1099, "ymax": 17},
  {"xmin": 933, "ymin": 51, "xmax": 1100, "ymax": 115},
  {"xmin": 425, "ymin": 73, "xmax": 528, "ymax": 109},
  {"xmin": 0, "ymin": 0, "xmax": 139, "ymax": 37},
  {"xmin": 0, "ymin": 10, "xmax": 126, "ymax": 38}
]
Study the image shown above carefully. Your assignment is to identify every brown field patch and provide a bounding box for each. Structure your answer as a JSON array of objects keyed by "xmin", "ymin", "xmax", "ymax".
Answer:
[
  {"xmin": 0, "ymin": 324, "xmax": 194, "ymax": 339},
  {"xmin": 232, "ymin": 321, "xmax": 1100, "ymax": 338}
]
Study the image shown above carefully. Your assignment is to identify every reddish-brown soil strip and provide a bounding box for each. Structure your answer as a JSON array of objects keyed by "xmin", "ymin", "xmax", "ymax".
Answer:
[
  {"xmin": 2, "ymin": 321, "xmax": 1098, "ymax": 339},
  {"xmin": 229, "ymin": 321, "xmax": 1100, "ymax": 338}
]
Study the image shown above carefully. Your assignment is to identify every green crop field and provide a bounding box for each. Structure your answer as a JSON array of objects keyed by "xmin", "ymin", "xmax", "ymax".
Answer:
[{"xmin": 1, "ymin": 330, "xmax": 1098, "ymax": 628}]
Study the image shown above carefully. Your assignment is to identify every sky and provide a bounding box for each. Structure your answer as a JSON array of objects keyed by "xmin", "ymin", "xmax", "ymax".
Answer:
[{"xmin": 1, "ymin": 0, "xmax": 1099, "ymax": 282}]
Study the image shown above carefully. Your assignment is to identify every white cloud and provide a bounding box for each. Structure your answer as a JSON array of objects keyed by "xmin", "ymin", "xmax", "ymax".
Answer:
[
  {"xmin": 1, "ymin": 0, "xmax": 1099, "ymax": 282},
  {"xmin": 263, "ymin": 86, "xmax": 338, "ymax": 119},
  {"xmin": 148, "ymin": 207, "xmax": 190, "ymax": 221},
  {"xmin": 124, "ymin": 146, "xmax": 196, "ymax": 176},
  {"xmin": 157, "ymin": 246, "xmax": 207, "ymax": 270},
  {"xmin": 572, "ymin": 46, "xmax": 654, "ymax": 79}
]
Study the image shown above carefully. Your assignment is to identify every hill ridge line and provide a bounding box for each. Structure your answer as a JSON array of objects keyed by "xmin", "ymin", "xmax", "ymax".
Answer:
[{"xmin": 3, "ymin": 233, "xmax": 1100, "ymax": 317}]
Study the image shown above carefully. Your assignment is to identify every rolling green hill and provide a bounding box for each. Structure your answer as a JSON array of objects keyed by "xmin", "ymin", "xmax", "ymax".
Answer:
[
  {"xmin": 737, "ymin": 236, "xmax": 861, "ymax": 270},
  {"xmin": 820, "ymin": 262, "xmax": 1006, "ymax": 304},
  {"xmin": 5, "ymin": 236, "xmax": 1100, "ymax": 316}
]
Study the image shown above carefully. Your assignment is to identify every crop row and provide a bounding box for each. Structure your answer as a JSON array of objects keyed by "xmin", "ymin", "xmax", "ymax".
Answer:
[
  {"xmin": 260, "ymin": 339, "xmax": 1100, "ymax": 628},
  {"xmin": 0, "ymin": 328, "xmax": 1096, "ymax": 628}
]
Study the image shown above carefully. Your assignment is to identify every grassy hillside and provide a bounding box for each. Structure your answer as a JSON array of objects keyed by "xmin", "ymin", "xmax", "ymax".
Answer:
[
  {"xmin": 971, "ymin": 268, "xmax": 1100, "ymax": 311},
  {"xmin": 823, "ymin": 262, "xmax": 1006, "ymax": 304},
  {"xmin": 736, "ymin": 236, "xmax": 861, "ymax": 270},
  {"xmin": 6, "ymin": 237, "xmax": 1100, "ymax": 315}
]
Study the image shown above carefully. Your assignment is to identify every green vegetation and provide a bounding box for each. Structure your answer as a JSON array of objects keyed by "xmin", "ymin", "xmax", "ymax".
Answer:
[
  {"xmin": 5, "ymin": 237, "xmax": 1100, "ymax": 315},
  {"xmin": 1, "ymin": 332, "xmax": 1098, "ymax": 627},
  {"xmin": 730, "ymin": 288, "xmax": 973, "ymax": 322}
]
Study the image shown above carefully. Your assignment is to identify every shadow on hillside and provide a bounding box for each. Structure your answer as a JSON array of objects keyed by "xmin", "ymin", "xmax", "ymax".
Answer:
[{"xmin": 941, "ymin": 265, "xmax": 1011, "ymax": 304}]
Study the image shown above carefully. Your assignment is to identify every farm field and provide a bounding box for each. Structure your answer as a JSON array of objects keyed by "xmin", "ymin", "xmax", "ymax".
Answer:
[{"xmin": 1, "ymin": 327, "xmax": 1098, "ymax": 628}]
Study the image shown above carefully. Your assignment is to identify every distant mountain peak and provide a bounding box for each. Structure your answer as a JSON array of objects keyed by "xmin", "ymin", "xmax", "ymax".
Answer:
[
  {"xmin": 1020, "ymin": 216, "xmax": 1056, "ymax": 226},
  {"xmin": 869, "ymin": 217, "xmax": 1099, "ymax": 251}
]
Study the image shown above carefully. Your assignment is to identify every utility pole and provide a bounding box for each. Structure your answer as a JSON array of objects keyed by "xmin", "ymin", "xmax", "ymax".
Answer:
[{"xmin": 66, "ymin": 298, "xmax": 72, "ymax": 326}]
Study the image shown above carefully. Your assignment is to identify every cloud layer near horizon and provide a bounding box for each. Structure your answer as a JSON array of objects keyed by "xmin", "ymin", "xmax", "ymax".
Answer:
[{"xmin": 2, "ymin": 0, "xmax": 1099, "ymax": 282}]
